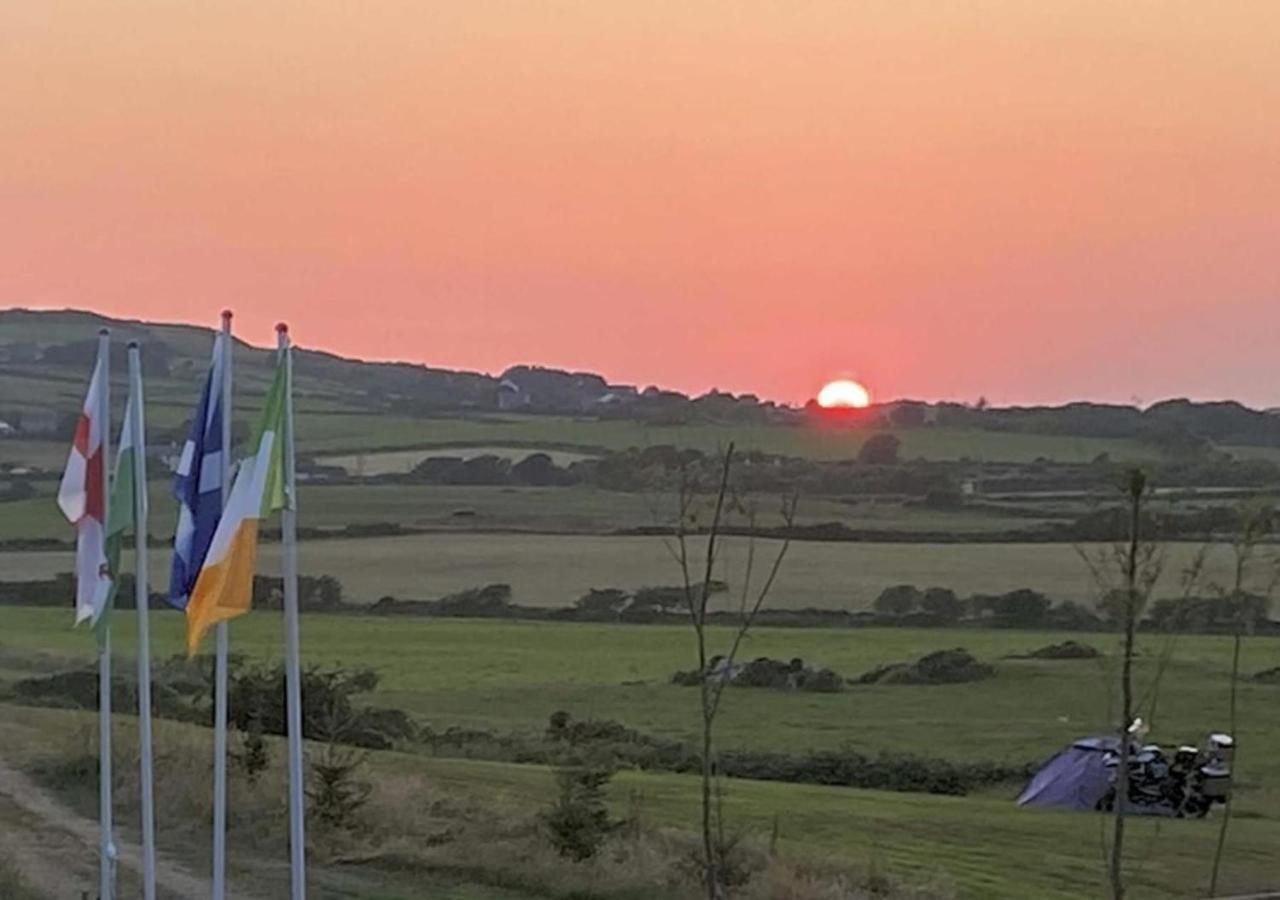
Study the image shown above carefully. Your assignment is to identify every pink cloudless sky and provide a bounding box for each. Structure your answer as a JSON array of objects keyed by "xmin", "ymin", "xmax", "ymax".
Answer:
[{"xmin": 3, "ymin": 2, "xmax": 1278, "ymax": 406}]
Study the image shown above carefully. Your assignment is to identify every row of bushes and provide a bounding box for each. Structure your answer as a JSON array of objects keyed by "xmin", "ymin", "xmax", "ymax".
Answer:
[
  {"xmin": 871, "ymin": 583, "xmax": 1275, "ymax": 631},
  {"xmin": 437, "ymin": 712, "xmax": 1028, "ymax": 797}
]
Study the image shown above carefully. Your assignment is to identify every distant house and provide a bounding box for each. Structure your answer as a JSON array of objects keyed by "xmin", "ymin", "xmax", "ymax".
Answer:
[{"xmin": 497, "ymin": 379, "xmax": 529, "ymax": 411}]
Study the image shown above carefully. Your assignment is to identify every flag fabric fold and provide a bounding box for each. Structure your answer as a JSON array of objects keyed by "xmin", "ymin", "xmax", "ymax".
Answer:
[
  {"xmin": 185, "ymin": 361, "xmax": 286, "ymax": 655},
  {"xmin": 104, "ymin": 386, "xmax": 146, "ymax": 625},
  {"xmin": 57, "ymin": 352, "xmax": 111, "ymax": 625},
  {"xmin": 168, "ymin": 334, "xmax": 226, "ymax": 609}
]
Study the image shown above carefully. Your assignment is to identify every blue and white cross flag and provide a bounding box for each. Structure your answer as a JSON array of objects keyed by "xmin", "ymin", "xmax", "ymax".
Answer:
[{"xmin": 167, "ymin": 333, "xmax": 227, "ymax": 609}]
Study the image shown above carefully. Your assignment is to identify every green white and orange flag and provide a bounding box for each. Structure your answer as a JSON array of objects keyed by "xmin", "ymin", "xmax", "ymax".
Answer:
[{"xmin": 185, "ymin": 361, "xmax": 287, "ymax": 655}]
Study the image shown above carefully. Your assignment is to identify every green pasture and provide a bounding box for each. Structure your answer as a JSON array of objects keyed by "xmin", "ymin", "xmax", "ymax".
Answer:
[
  {"xmin": 2, "ymin": 610, "xmax": 1277, "ymax": 808},
  {"xmin": 0, "ymin": 408, "xmax": 1164, "ymax": 474},
  {"xmin": 0, "ymin": 479, "xmax": 1054, "ymax": 543},
  {"xmin": 290, "ymin": 412, "xmax": 1159, "ymax": 464},
  {"xmin": 0, "ymin": 535, "xmax": 1259, "ymax": 610},
  {"xmin": 0, "ymin": 618, "xmax": 1278, "ymax": 898}
]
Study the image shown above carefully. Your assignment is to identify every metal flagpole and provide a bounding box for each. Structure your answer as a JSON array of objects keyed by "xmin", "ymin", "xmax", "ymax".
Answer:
[
  {"xmin": 212, "ymin": 310, "xmax": 233, "ymax": 900},
  {"xmin": 129, "ymin": 343, "xmax": 157, "ymax": 900},
  {"xmin": 277, "ymin": 323, "xmax": 306, "ymax": 900},
  {"xmin": 97, "ymin": 328, "xmax": 116, "ymax": 900}
]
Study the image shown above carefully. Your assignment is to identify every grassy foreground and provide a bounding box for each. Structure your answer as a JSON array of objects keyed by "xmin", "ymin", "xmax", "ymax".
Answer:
[
  {"xmin": 0, "ymin": 702, "xmax": 1277, "ymax": 900},
  {"xmin": 2, "ymin": 608, "xmax": 1278, "ymax": 807}
]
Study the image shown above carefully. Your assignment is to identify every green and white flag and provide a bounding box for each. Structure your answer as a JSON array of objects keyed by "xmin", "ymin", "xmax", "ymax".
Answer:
[{"xmin": 103, "ymin": 381, "xmax": 147, "ymax": 634}]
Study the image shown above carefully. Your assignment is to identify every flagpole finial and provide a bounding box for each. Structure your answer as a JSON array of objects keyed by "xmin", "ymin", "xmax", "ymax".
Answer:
[
  {"xmin": 221, "ymin": 309, "xmax": 233, "ymax": 323},
  {"xmin": 275, "ymin": 322, "xmax": 289, "ymax": 334}
]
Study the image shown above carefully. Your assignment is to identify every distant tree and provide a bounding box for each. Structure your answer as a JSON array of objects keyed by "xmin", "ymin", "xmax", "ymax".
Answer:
[
  {"xmin": 857, "ymin": 433, "xmax": 901, "ymax": 465},
  {"xmin": 873, "ymin": 584, "xmax": 922, "ymax": 617},
  {"xmin": 574, "ymin": 588, "xmax": 630, "ymax": 617},
  {"xmin": 920, "ymin": 587, "xmax": 963, "ymax": 621},
  {"xmin": 513, "ymin": 452, "xmax": 576, "ymax": 486},
  {"xmin": 987, "ymin": 589, "xmax": 1052, "ymax": 626},
  {"xmin": 888, "ymin": 403, "xmax": 927, "ymax": 427}
]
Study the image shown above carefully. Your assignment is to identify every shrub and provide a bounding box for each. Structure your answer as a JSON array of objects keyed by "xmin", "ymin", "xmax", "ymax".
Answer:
[
  {"xmin": 235, "ymin": 717, "xmax": 271, "ymax": 783},
  {"xmin": 307, "ymin": 742, "xmax": 372, "ymax": 831},
  {"xmin": 436, "ymin": 583, "xmax": 514, "ymax": 616},
  {"xmin": 857, "ymin": 649, "xmax": 994, "ymax": 686},
  {"xmin": 920, "ymin": 587, "xmax": 963, "ymax": 621},
  {"xmin": 574, "ymin": 588, "xmax": 630, "ymax": 617},
  {"xmin": 857, "ymin": 433, "xmax": 901, "ymax": 465},
  {"xmin": 542, "ymin": 764, "xmax": 616, "ymax": 861},
  {"xmin": 1026, "ymin": 640, "xmax": 1099, "ymax": 660},
  {"xmin": 873, "ymin": 585, "xmax": 921, "ymax": 617}
]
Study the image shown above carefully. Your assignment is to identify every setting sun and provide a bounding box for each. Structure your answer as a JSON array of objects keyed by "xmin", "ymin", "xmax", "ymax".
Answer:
[{"xmin": 817, "ymin": 379, "xmax": 871, "ymax": 409}]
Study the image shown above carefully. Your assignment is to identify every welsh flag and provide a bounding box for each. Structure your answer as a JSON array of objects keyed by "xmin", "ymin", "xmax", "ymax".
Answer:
[
  {"xmin": 57, "ymin": 350, "xmax": 112, "ymax": 625},
  {"xmin": 104, "ymin": 381, "xmax": 147, "ymax": 617}
]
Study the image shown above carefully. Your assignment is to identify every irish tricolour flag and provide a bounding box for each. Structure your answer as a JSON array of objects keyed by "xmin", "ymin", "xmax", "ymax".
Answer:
[
  {"xmin": 57, "ymin": 349, "xmax": 112, "ymax": 626},
  {"xmin": 185, "ymin": 360, "xmax": 287, "ymax": 655}
]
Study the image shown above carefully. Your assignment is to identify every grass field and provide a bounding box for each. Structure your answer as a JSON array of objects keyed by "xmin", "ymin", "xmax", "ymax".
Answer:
[
  {"xmin": 1, "ymin": 410, "xmax": 1166, "ymax": 474},
  {"xmin": 0, "ymin": 482, "xmax": 1056, "ymax": 544},
  {"xmin": 1, "ymin": 616, "xmax": 1279, "ymax": 898},
  {"xmin": 0, "ymin": 534, "xmax": 1259, "ymax": 612},
  {"xmin": 317, "ymin": 445, "xmax": 601, "ymax": 475},
  {"xmin": 3, "ymin": 610, "xmax": 1278, "ymax": 800}
]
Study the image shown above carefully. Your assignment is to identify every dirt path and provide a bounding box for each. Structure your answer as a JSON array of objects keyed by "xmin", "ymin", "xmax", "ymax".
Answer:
[{"xmin": 0, "ymin": 757, "xmax": 253, "ymax": 900}]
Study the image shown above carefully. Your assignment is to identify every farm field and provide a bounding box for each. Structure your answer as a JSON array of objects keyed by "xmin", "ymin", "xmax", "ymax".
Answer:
[
  {"xmin": 0, "ymin": 536, "xmax": 1252, "ymax": 610},
  {"xmin": 317, "ymin": 445, "xmax": 601, "ymax": 474},
  {"xmin": 3, "ymin": 610, "xmax": 1278, "ymax": 802},
  {"xmin": 0, "ymin": 483, "xmax": 1055, "ymax": 543},
  {"xmin": 1, "ymin": 410, "xmax": 1167, "ymax": 473},
  {"xmin": 2, "ymin": 707, "xmax": 1277, "ymax": 900},
  {"xmin": 1, "ymin": 617, "xmax": 1278, "ymax": 899}
]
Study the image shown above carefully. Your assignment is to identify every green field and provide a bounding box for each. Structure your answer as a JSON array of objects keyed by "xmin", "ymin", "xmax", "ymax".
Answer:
[
  {"xmin": 3, "ymin": 536, "xmax": 1255, "ymax": 610},
  {"xmin": 1, "ymin": 410, "xmax": 1164, "ymax": 475},
  {"xmin": 1, "ymin": 613, "xmax": 1279, "ymax": 898},
  {"xmin": 0, "ymin": 482, "xmax": 1057, "ymax": 544},
  {"xmin": 317, "ymin": 445, "xmax": 601, "ymax": 475}
]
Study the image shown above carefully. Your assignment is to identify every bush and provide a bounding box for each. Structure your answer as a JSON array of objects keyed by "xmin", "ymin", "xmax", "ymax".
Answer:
[
  {"xmin": 436, "ymin": 583, "xmax": 514, "ymax": 616},
  {"xmin": 671, "ymin": 657, "xmax": 845, "ymax": 693},
  {"xmin": 542, "ymin": 765, "xmax": 616, "ymax": 861},
  {"xmin": 228, "ymin": 665, "xmax": 414, "ymax": 750},
  {"xmin": 307, "ymin": 742, "xmax": 372, "ymax": 831},
  {"xmin": 857, "ymin": 649, "xmax": 994, "ymax": 686},
  {"xmin": 873, "ymin": 585, "xmax": 921, "ymax": 617},
  {"xmin": 920, "ymin": 587, "xmax": 963, "ymax": 621},
  {"xmin": 858, "ymin": 433, "xmax": 901, "ymax": 465},
  {"xmin": 1026, "ymin": 640, "xmax": 1099, "ymax": 660}
]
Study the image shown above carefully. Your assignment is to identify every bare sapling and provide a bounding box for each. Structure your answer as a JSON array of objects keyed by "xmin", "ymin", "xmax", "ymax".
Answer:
[
  {"xmin": 1208, "ymin": 503, "xmax": 1277, "ymax": 896},
  {"xmin": 1077, "ymin": 469, "xmax": 1163, "ymax": 900},
  {"xmin": 666, "ymin": 443, "xmax": 798, "ymax": 900}
]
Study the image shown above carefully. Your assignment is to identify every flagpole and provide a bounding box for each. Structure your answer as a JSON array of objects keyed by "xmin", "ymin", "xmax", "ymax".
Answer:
[
  {"xmin": 277, "ymin": 323, "xmax": 306, "ymax": 900},
  {"xmin": 212, "ymin": 310, "xmax": 232, "ymax": 900},
  {"xmin": 97, "ymin": 328, "xmax": 116, "ymax": 900},
  {"xmin": 128, "ymin": 343, "xmax": 157, "ymax": 900}
]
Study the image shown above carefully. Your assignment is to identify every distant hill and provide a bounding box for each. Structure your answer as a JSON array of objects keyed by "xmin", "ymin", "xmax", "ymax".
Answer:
[{"xmin": 2, "ymin": 308, "xmax": 1279, "ymax": 451}]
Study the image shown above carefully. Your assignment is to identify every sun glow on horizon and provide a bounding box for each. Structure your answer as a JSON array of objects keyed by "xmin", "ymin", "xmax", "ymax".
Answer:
[{"xmin": 817, "ymin": 379, "xmax": 871, "ymax": 409}]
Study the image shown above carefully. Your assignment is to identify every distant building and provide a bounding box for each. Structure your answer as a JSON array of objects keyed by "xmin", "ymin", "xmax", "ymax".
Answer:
[
  {"xmin": 497, "ymin": 379, "xmax": 529, "ymax": 411},
  {"xmin": 0, "ymin": 420, "xmax": 14, "ymax": 436}
]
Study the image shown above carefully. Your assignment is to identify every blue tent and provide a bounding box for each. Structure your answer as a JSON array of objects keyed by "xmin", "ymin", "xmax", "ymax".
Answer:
[{"xmin": 1017, "ymin": 736, "xmax": 1118, "ymax": 811}]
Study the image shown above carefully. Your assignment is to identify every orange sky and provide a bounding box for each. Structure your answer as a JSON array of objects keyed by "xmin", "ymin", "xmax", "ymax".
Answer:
[{"xmin": 3, "ymin": 2, "xmax": 1278, "ymax": 405}]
